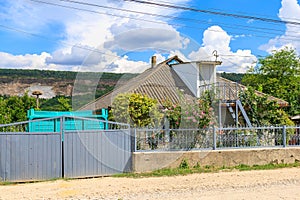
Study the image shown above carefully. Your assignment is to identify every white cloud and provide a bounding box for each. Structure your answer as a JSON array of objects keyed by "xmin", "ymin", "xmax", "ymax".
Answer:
[
  {"xmin": 46, "ymin": 45, "xmax": 104, "ymax": 66},
  {"xmin": 259, "ymin": 0, "xmax": 300, "ymax": 53},
  {"xmin": 0, "ymin": 0, "xmax": 192, "ymax": 73},
  {"xmin": 104, "ymin": 27, "xmax": 188, "ymax": 52},
  {"xmin": 109, "ymin": 55, "xmax": 149, "ymax": 73},
  {"xmin": 188, "ymin": 26, "xmax": 257, "ymax": 73},
  {"xmin": 0, "ymin": 52, "xmax": 49, "ymax": 69}
]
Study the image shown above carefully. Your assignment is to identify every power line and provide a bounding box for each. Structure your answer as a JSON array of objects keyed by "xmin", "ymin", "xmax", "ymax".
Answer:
[
  {"xmin": 123, "ymin": 0, "xmax": 300, "ymax": 26},
  {"xmin": 0, "ymin": 24, "xmax": 121, "ymax": 59},
  {"xmin": 30, "ymin": 0, "xmax": 300, "ymax": 42},
  {"xmin": 1, "ymin": 0, "xmax": 297, "ymax": 63},
  {"xmin": 56, "ymin": 0, "xmax": 299, "ymax": 36}
]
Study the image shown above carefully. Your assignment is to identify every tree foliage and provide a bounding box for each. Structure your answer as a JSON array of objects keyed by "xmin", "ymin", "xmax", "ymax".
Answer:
[
  {"xmin": 220, "ymin": 72, "xmax": 244, "ymax": 83},
  {"xmin": 0, "ymin": 93, "xmax": 36, "ymax": 124},
  {"xmin": 109, "ymin": 93, "xmax": 163, "ymax": 128},
  {"xmin": 239, "ymin": 87, "xmax": 294, "ymax": 126},
  {"xmin": 242, "ymin": 47, "xmax": 300, "ymax": 116},
  {"xmin": 39, "ymin": 96, "xmax": 72, "ymax": 111},
  {"xmin": 0, "ymin": 68, "xmax": 138, "ymax": 81}
]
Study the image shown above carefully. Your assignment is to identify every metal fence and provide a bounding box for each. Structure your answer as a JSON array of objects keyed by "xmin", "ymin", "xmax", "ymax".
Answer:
[
  {"xmin": 0, "ymin": 116, "xmax": 131, "ymax": 182},
  {"xmin": 133, "ymin": 125, "xmax": 300, "ymax": 151}
]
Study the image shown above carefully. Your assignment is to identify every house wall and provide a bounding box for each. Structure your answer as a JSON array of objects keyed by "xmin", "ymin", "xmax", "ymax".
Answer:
[
  {"xmin": 198, "ymin": 63, "xmax": 216, "ymax": 87},
  {"xmin": 172, "ymin": 63, "xmax": 198, "ymax": 97},
  {"xmin": 172, "ymin": 62, "xmax": 217, "ymax": 98},
  {"xmin": 132, "ymin": 147, "xmax": 300, "ymax": 172}
]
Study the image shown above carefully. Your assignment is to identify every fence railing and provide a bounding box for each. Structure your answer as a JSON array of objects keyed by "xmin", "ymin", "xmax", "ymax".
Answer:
[
  {"xmin": 0, "ymin": 116, "xmax": 130, "ymax": 133},
  {"xmin": 133, "ymin": 126, "xmax": 300, "ymax": 151}
]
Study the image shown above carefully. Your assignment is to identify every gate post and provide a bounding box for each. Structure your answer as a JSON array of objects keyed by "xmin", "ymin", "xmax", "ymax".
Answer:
[{"xmin": 60, "ymin": 116, "xmax": 65, "ymax": 178}]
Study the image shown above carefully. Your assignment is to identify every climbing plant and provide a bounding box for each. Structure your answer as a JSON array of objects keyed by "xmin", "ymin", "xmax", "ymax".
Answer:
[{"xmin": 162, "ymin": 91, "xmax": 216, "ymax": 129}]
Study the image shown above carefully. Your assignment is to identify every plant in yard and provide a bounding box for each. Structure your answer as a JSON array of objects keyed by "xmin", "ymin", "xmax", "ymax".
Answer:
[
  {"xmin": 109, "ymin": 93, "xmax": 163, "ymax": 128},
  {"xmin": 179, "ymin": 158, "xmax": 190, "ymax": 169},
  {"xmin": 162, "ymin": 90, "xmax": 216, "ymax": 129}
]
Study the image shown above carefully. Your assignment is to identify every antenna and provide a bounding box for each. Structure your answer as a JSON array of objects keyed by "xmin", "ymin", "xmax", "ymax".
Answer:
[{"xmin": 212, "ymin": 50, "xmax": 219, "ymax": 61}]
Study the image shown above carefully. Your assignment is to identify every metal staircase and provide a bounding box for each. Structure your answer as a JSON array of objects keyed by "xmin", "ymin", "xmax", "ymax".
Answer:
[{"xmin": 199, "ymin": 81, "xmax": 253, "ymax": 127}]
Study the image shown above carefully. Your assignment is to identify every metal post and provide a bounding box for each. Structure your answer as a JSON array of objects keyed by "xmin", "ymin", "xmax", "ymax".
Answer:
[
  {"xmin": 283, "ymin": 125, "xmax": 286, "ymax": 148},
  {"xmin": 60, "ymin": 116, "xmax": 64, "ymax": 141},
  {"xmin": 235, "ymin": 100, "xmax": 239, "ymax": 127},
  {"xmin": 134, "ymin": 128, "xmax": 137, "ymax": 152},
  {"xmin": 60, "ymin": 116, "xmax": 65, "ymax": 178},
  {"xmin": 213, "ymin": 126, "xmax": 217, "ymax": 150},
  {"xmin": 219, "ymin": 100, "xmax": 222, "ymax": 129}
]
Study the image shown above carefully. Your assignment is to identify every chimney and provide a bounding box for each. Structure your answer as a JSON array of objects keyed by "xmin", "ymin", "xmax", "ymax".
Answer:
[{"xmin": 151, "ymin": 56, "xmax": 157, "ymax": 68}]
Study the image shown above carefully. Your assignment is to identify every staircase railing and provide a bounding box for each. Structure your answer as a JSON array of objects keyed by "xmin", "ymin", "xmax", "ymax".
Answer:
[{"xmin": 198, "ymin": 82, "xmax": 243, "ymax": 101}]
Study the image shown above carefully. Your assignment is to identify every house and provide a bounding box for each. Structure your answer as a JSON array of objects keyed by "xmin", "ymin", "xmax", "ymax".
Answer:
[{"xmin": 80, "ymin": 55, "xmax": 288, "ymax": 128}]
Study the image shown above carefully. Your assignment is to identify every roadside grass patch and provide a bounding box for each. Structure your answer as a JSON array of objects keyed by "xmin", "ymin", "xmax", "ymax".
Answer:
[{"xmin": 113, "ymin": 161, "xmax": 300, "ymax": 178}]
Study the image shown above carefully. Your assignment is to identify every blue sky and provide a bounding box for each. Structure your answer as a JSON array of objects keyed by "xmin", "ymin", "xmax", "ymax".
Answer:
[{"xmin": 0, "ymin": 0, "xmax": 299, "ymax": 73}]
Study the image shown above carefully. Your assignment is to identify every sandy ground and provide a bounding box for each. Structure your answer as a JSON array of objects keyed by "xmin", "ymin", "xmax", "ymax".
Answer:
[{"xmin": 1, "ymin": 167, "xmax": 300, "ymax": 200}]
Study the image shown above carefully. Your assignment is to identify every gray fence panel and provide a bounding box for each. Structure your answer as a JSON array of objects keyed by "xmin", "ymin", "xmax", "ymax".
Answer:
[
  {"xmin": 64, "ymin": 130, "xmax": 131, "ymax": 178},
  {"xmin": 0, "ymin": 133, "xmax": 61, "ymax": 182}
]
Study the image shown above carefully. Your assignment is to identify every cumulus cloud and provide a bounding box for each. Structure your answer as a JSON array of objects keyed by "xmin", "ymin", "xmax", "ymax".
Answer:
[
  {"xmin": 0, "ymin": 0, "xmax": 192, "ymax": 72},
  {"xmin": 259, "ymin": 0, "xmax": 300, "ymax": 53},
  {"xmin": 108, "ymin": 55, "xmax": 149, "ymax": 73},
  {"xmin": 0, "ymin": 52, "xmax": 50, "ymax": 69},
  {"xmin": 104, "ymin": 28, "xmax": 189, "ymax": 52},
  {"xmin": 188, "ymin": 26, "xmax": 257, "ymax": 73},
  {"xmin": 46, "ymin": 45, "xmax": 105, "ymax": 66}
]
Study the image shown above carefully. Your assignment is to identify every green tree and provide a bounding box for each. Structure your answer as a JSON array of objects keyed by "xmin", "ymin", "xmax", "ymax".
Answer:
[
  {"xmin": 109, "ymin": 93, "xmax": 163, "ymax": 128},
  {"xmin": 242, "ymin": 47, "xmax": 300, "ymax": 116},
  {"xmin": 0, "ymin": 97, "xmax": 11, "ymax": 124},
  {"xmin": 57, "ymin": 96, "xmax": 72, "ymax": 111},
  {"xmin": 0, "ymin": 93, "xmax": 36, "ymax": 124},
  {"xmin": 239, "ymin": 87, "xmax": 294, "ymax": 126},
  {"xmin": 40, "ymin": 96, "xmax": 72, "ymax": 111}
]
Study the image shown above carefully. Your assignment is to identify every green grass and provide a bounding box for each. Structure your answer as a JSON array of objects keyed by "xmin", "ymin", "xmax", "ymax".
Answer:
[
  {"xmin": 233, "ymin": 162, "xmax": 300, "ymax": 171},
  {"xmin": 113, "ymin": 162, "xmax": 300, "ymax": 179}
]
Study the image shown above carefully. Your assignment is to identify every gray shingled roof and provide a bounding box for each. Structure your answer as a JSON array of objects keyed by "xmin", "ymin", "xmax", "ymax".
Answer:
[
  {"xmin": 80, "ymin": 56, "xmax": 195, "ymax": 110},
  {"xmin": 80, "ymin": 55, "xmax": 288, "ymax": 111}
]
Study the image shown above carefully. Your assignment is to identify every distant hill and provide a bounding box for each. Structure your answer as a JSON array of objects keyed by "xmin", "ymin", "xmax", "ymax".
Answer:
[
  {"xmin": 218, "ymin": 72, "xmax": 245, "ymax": 83},
  {"xmin": 0, "ymin": 68, "xmax": 138, "ymax": 99}
]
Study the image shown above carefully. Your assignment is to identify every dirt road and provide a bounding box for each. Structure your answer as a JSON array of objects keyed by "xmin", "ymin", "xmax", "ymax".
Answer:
[{"xmin": 1, "ymin": 167, "xmax": 300, "ymax": 200}]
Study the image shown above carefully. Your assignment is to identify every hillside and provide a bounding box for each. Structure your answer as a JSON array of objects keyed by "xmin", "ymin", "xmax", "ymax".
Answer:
[{"xmin": 0, "ymin": 68, "xmax": 138, "ymax": 99}]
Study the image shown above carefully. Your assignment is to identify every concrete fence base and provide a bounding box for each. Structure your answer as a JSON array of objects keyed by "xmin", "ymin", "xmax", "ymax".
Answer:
[{"xmin": 132, "ymin": 147, "xmax": 300, "ymax": 172}]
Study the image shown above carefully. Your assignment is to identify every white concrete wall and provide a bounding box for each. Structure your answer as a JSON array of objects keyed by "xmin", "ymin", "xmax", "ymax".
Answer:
[
  {"xmin": 172, "ymin": 62, "xmax": 217, "ymax": 98},
  {"xmin": 172, "ymin": 63, "xmax": 198, "ymax": 97},
  {"xmin": 198, "ymin": 63, "xmax": 216, "ymax": 86}
]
